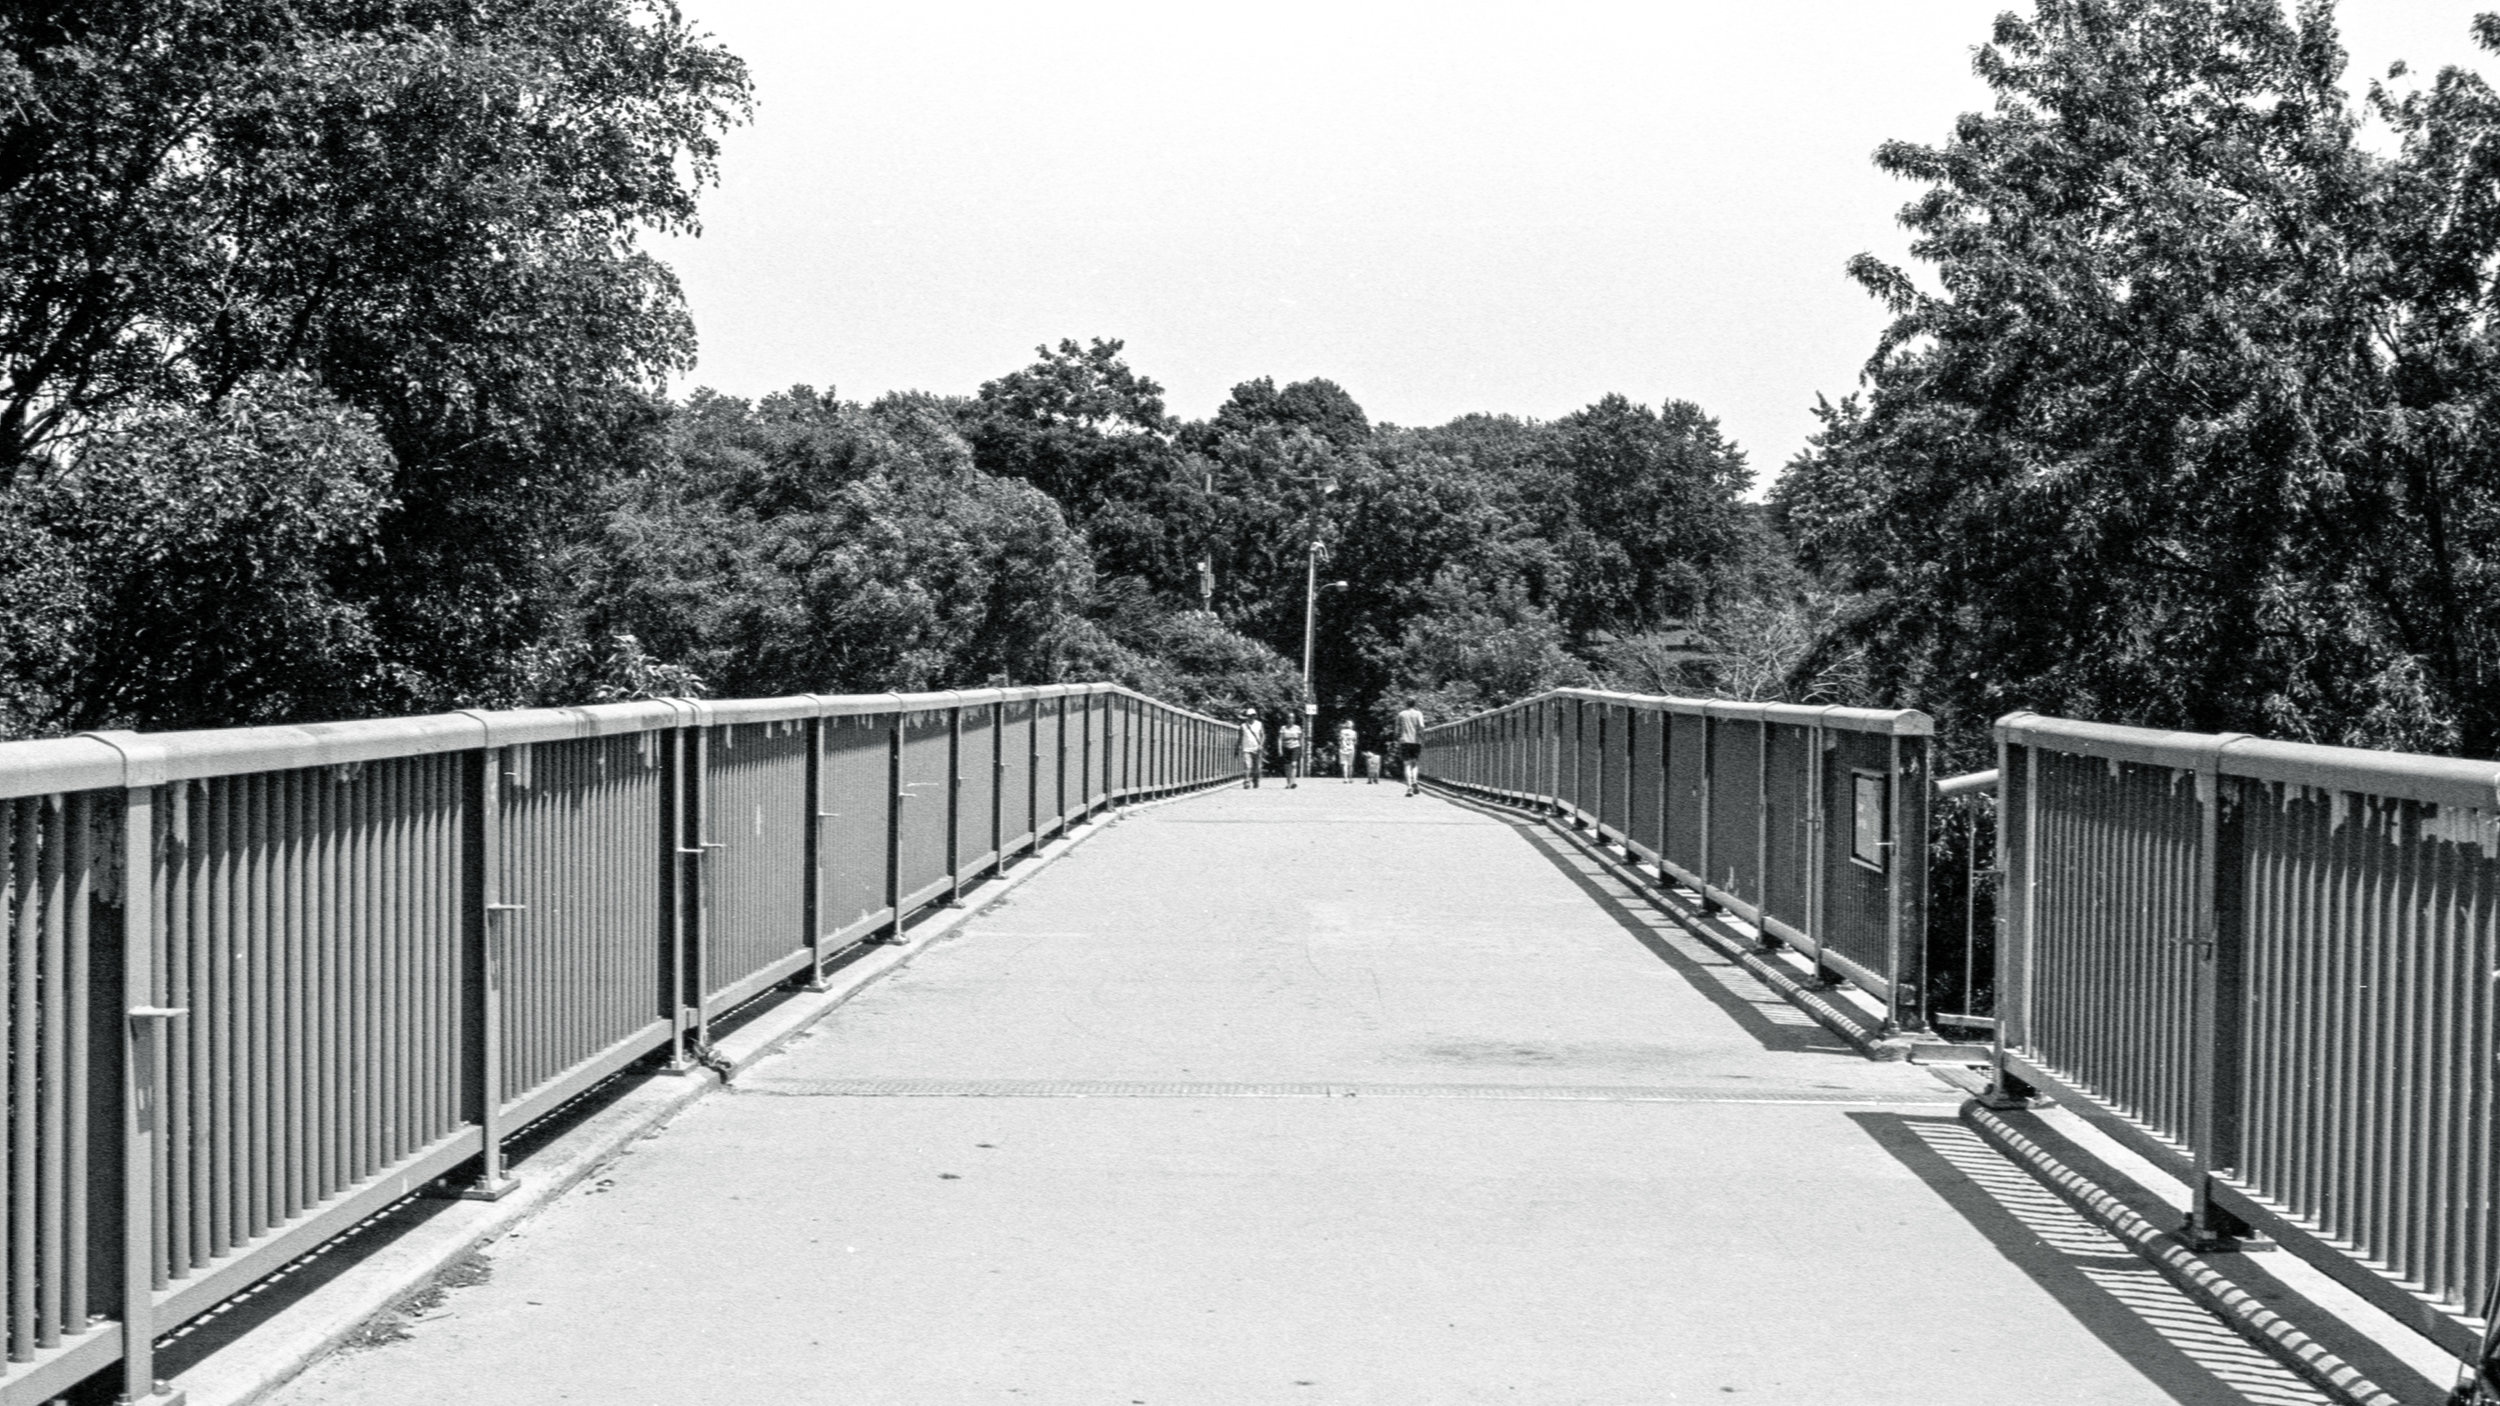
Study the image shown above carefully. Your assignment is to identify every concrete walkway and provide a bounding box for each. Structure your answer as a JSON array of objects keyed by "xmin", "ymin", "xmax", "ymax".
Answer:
[{"xmin": 269, "ymin": 783, "xmax": 2334, "ymax": 1405}]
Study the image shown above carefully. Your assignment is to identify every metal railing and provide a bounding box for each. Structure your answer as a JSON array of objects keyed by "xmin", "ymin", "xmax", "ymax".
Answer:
[
  {"xmin": 0, "ymin": 683, "xmax": 1234, "ymax": 1406},
  {"xmin": 1421, "ymin": 689, "xmax": 1935, "ymax": 1030},
  {"xmin": 1928, "ymin": 769, "xmax": 2000, "ymax": 1034},
  {"xmin": 1994, "ymin": 712, "xmax": 2500, "ymax": 1368}
]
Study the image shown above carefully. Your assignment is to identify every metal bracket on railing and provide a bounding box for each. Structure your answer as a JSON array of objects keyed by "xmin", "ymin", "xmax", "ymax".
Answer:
[
  {"xmin": 683, "ymin": 1037, "xmax": 735, "ymax": 1083},
  {"xmin": 486, "ymin": 903, "xmax": 527, "ymax": 913},
  {"xmin": 677, "ymin": 843, "xmax": 726, "ymax": 855},
  {"xmin": 127, "ymin": 1007, "xmax": 187, "ymax": 1022}
]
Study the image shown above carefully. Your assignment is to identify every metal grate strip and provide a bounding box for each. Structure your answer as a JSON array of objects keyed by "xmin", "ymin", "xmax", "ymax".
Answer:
[{"xmin": 734, "ymin": 1076, "xmax": 1957, "ymax": 1105}]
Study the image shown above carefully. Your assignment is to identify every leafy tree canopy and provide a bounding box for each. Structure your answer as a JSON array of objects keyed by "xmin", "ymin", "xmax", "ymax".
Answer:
[
  {"xmin": 1775, "ymin": 0, "xmax": 2500, "ymax": 760},
  {"xmin": 0, "ymin": 0, "xmax": 750, "ymax": 729}
]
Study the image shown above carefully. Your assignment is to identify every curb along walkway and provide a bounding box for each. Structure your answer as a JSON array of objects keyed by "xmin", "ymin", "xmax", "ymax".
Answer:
[{"xmin": 266, "ymin": 784, "xmax": 2340, "ymax": 1405}]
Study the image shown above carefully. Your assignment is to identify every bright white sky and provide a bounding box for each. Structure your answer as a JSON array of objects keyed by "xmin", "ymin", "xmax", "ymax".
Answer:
[{"xmin": 656, "ymin": 1, "xmax": 2490, "ymax": 489}]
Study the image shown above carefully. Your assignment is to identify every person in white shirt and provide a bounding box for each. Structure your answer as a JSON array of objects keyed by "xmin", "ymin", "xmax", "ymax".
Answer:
[
  {"xmin": 1396, "ymin": 701, "xmax": 1426, "ymax": 796},
  {"xmin": 1336, "ymin": 720, "xmax": 1359, "ymax": 782},
  {"xmin": 1279, "ymin": 720, "xmax": 1304, "ymax": 788},
  {"xmin": 1238, "ymin": 710, "xmax": 1266, "ymax": 788}
]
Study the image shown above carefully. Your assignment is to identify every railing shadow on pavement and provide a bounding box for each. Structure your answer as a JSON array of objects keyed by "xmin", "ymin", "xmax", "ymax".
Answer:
[
  {"xmin": 1432, "ymin": 789, "xmax": 1864, "ymax": 1059},
  {"xmin": 1851, "ymin": 1110, "xmax": 2383, "ymax": 1406}
]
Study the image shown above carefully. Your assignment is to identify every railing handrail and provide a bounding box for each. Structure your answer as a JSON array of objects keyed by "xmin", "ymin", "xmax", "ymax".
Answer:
[
  {"xmin": 0, "ymin": 683, "xmax": 1234, "ymax": 801},
  {"xmin": 1423, "ymin": 687, "xmax": 1934, "ymax": 738},
  {"xmin": 1997, "ymin": 709, "xmax": 2500, "ymax": 809}
]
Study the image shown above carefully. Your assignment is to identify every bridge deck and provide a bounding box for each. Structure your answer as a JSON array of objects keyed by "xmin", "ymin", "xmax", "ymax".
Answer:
[{"xmin": 271, "ymin": 783, "xmax": 2333, "ymax": 1404}]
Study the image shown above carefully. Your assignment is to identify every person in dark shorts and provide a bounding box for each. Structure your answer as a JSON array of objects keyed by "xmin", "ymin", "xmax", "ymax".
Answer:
[{"xmin": 1395, "ymin": 700, "xmax": 1426, "ymax": 796}]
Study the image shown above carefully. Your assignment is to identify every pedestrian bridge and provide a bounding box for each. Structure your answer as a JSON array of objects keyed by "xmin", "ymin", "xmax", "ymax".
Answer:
[{"xmin": 0, "ymin": 686, "xmax": 2485, "ymax": 1405}]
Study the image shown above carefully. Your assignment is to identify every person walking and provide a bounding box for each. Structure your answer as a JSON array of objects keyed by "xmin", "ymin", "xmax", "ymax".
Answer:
[
  {"xmin": 1396, "ymin": 699, "xmax": 1426, "ymax": 796},
  {"xmin": 1238, "ymin": 710, "xmax": 1265, "ymax": 788},
  {"xmin": 1280, "ymin": 718, "xmax": 1304, "ymax": 788},
  {"xmin": 1337, "ymin": 718, "xmax": 1358, "ymax": 782}
]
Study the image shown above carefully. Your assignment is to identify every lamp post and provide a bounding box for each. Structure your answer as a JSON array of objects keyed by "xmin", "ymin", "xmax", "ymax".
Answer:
[{"xmin": 1302, "ymin": 545, "xmax": 1349, "ymax": 780}]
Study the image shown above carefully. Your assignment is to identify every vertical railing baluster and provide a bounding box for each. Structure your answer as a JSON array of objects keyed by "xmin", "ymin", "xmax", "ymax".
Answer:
[
  {"xmin": 945, "ymin": 703, "xmax": 964, "ymax": 907},
  {"xmin": 802, "ymin": 713, "xmax": 829, "ymax": 990},
  {"xmin": 883, "ymin": 708, "xmax": 905, "ymax": 945},
  {"xmin": 2186, "ymin": 738, "xmax": 2253, "ymax": 1247},
  {"xmin": 989, "ymin": 700, "xmax": 1006, "ymax": 879},
  {"xmin": 1884, "ymin": 729, "xmax": 1930, "ymax": 1032},
  {"xmin": 460, "ymin": 748, "xmax": 517, "ymax": 1199},
  {"xmin": 118, "ymin": 776, "xmax": 170, "ymax": 1402}
]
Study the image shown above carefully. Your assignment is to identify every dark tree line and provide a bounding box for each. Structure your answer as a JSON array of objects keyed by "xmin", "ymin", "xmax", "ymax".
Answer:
[{"xmin": 572, "ymin": 341, "xmax": 1779, "ymax": 733}]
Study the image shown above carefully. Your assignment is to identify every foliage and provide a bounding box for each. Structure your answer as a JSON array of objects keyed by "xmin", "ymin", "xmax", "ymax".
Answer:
[
  {"xmin": 1774, "ymin": 0, "xmax": 2500, "ymax": 760},
  {"xmin": 586, "ymin": 389, "xmax": 1099, "ymax": 696},
  {"xmin": 0, "ymin": 374, "xmax": 396, "ymax": 734},
  {"xmin": 0, "ymin": 0, "xmax": 750, "ymax": 729},
  {"xmin": 1376, "ymin": 569, "xmax": 1593, "ymax": 726}
]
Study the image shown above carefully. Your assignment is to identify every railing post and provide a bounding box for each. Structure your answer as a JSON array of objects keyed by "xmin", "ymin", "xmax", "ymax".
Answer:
[
  {"xmin": 882, "ymin": 709, "xmax": 906, "ymax": 944},
  {"xmin": 1697, "ymin": 712, "xmax": 1718, "ymax": 913},
  {"xmin": 1882, "ymin": 730, "xmax": 1929, "ymax": 1032},
  {"xmin": 117, "ymin": 777, "xmax": 180, "ymax": 1404},
  {"xmin": 990, "ymin": 700, "xmax": 1006, "ymax": 879},
  {"xmin": 460, "ymin": 748, "xmax": 517, "ymax": 1195},
  {"xmin": 1028, "ymin": 699, "xmax": 1041, "ymax": 849},
  {"xmin": 1055, "ymin": 696, "xmax": 1070, "ymax": 829},
  {"xmin": 2186, "ymin": 736, "xmax": 2255, "ymax": 1248},
  {"xmin": 801, "ymin": 714, "xmax": 832, "ymax": 990},
  {"xmin": 1622, "ymin": 709, "xmax": 1638, "ymax": 859},
  {"xmin": 1805, "ymin": 719, "xmax": 1827, "ymax": 974},
  {"xmin": 1754, "ymin": 717, "xmax": 1776, "ymax": 952},
  {"xmin": 945, "ymin": 703, "xmax": 964, "ymax": 907},
  {"xmin": 1530, "ymin": 695, "xmax": 1550, "ymax": 805},
  {"xmin": 1590, "ymin": 705, "xmax": 1605, "ymax": 836},
  {"xmin": 687, "ymin": 725, "xmax": 716, "ymax": 1046},
  {"xmin": 1663, "ymin": 710, "xmax": 1684, "ymax": 888},
  {"xmin": 661, "ymin": 722, "xmax": 688, "ymax": 1069},
  {"xmin": 1987, "ymin": 730, "xmax": 2039, "ymax": 1107}
]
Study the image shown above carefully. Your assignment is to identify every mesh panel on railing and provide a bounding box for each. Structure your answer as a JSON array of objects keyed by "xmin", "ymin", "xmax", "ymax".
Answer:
[
  {"xmin": 2235, "ymin": 784, "xmax": 2499, "ymax": 1313},
  {"xmin": 701, "ymin": 721, "xmax": 811, "ymax": 1006},
  {"xmin": 1761, "ymin": 724, "xmax": 1813, "ymax": 935},
  {"xmin": 499, "ymin": 734, "xmax": 665, "ymax": 1104},
  {"xmin": 1819, "ymin": 730, "xmax": 1898, "ymax": 984},
  {"xmin": 1000, "ymin": 700, "xmax": 1036, "ymax": 855},
  {"xmin": 2, "ymin": 790, "xmax": 105, "ymax": 1357},
  {"xmin": 820, "ymin": 715, "xmax": 891, "ymax": 941},
  {"xmin": 2024, "ymin": 750, "xmax": 2203, "ymax": 1144},
  {"xmin": 1707, "ymin": 720, "xmax": 1763, "ymax": 901},
  {"xmin": 897, "ymin": 712, "xmax": 952, "ymax": 908},
  {"xmin": 957, "ymin": 707, "xmax": 998, "ymax": 872},
  {"xmin": 160, "ymin": 760, "xmax": 467, "ymax": 1286},
  {"xmin": 1599, "ymin": 704, "xmax": 1629, "ymax": 840}
]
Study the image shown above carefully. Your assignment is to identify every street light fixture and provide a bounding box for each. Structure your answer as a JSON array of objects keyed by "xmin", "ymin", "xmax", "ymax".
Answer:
[{"xmin": 1302, "ymin": 554, "xmax": 1350, "ymax": 701}]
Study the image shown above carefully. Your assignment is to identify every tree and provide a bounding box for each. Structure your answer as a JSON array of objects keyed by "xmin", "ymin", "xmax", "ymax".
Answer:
[
  {"xmin": 1542, "ymin": 395, "xmax": 1754, "ymax": 641},
  {"xmin": 0, "ymin": 374, "xmax": 396, "ymax": 733},
  {"xmin": 1772, "ymin": 0, "xmax": 2500, "ymax": 758},
  {"xmin": 0, "ymin": 0, "xmax": 751, "ymax": 724},
  {"xmin": 587, "ymin": 389, "xmax": 1101, "ymax": 696}
]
